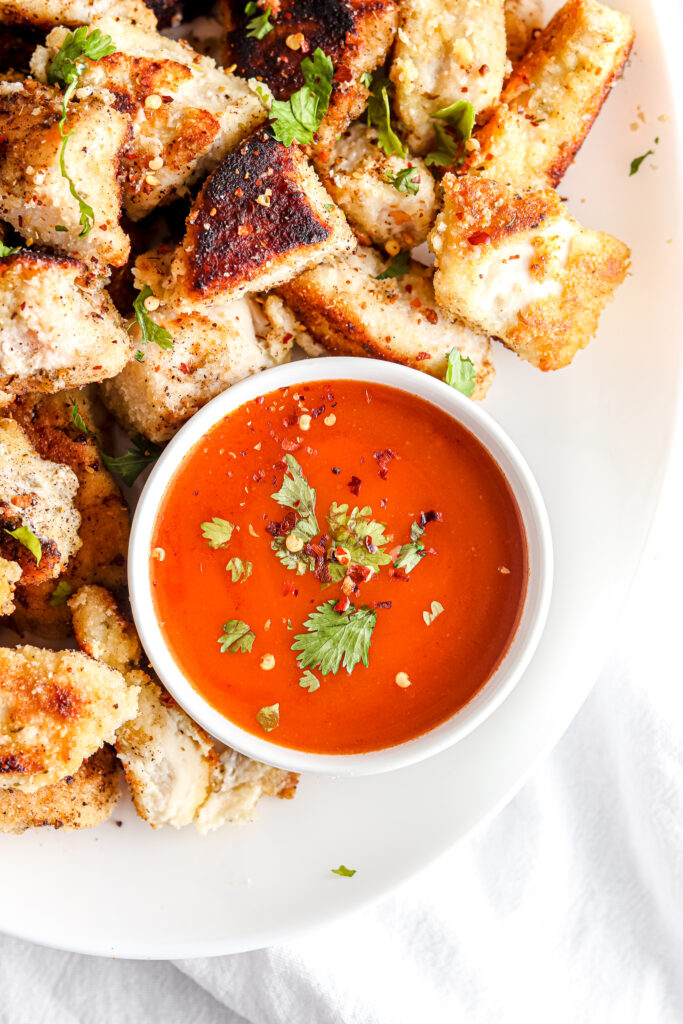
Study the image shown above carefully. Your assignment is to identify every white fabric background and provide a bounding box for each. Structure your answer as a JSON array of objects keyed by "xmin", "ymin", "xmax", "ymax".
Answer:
[{"xmin": 0, "ymin": 427, "xmax": 680, "ymax": 1022}]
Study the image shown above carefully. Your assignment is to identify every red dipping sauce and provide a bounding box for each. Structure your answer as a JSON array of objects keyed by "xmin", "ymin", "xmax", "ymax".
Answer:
[{"xmin": 150, "ymin": 380, "xmax": 528, "ymax": 754}]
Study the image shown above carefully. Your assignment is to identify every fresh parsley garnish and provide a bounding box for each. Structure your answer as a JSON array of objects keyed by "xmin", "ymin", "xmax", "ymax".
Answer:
[
  {"xmin": 383, "ymin": 166, "xmax": 420, "ymax": 195},
  {"xmin": 0, "ymin": 242, "xmax": 19, "ymax": 258},
  {"xmin": 269, "ymin": 47, "xmax": 334, "ymax": 145},
  {"xmin": 360, "ymin": 71, "xmax": 373, "ymax": 89},
  {"xmin": 226, "ymin": 556, "xmax": 253, "ymax": 582},
  {"xmin": 218, "ymin": 619, "xmax": 255, "ymax": 654},
  {"xmin": 256, "ymin": 702, "xmax": 279, "ymax": 731},
  {"xmin": 393, "ymin": 520, "xmax": 426, "ymax": 573},
  {"xmin": 46, "ymin": 27, "xmax": 117, "ymax": 237},
  {"xmin": 366, "ymin": 76, "xmax": 406, "ymax": 158},
  {"xmin": 245, "ymin": 1, "xmax": 273, "ymax": 38},
  {"xmin": 291, "ymin": 600, "xmax": 377, "ymax": 675},
  {"xmin": 425, "ymin": 100, "xmax": 475, "ymax": 168},
  {"xmin": 423, "ymin": 600, "xmax": 444, "ymax": 626},
  {"xmin": 630, "ymin": 149, "xmax": 654, "ymax": 175},
  {"xmin": 50, "ymin": 579, "xmax": 73, "ymax": 606},
  {"xmin": 327, "ymin": 503, "xmax": 391, "ymax": 579},
  {"xmin": 201, "ymin": 517, "xmax": 234, "ymax": 549},
  {"xmin": 270, "ymin": 454, "xmax": 319, "ymax": 573},
  {"xmin": 69, "ymin": 399, "xmax": 91, "ymax": 435},
  {"xmin": 299, "ymin": 669, "xmax": 320, "ymax": 692},
  {"xmin": 130, "ymin": 286, "xmax": 173, "ymax": 357},
  {"xmin": 332, "ymin": 865, "xmax": 356, "ymax": 877},
  {"xmin": 445, "ymin": 348, "xmax": 476, "ymax": 397},
  {"xmin": 375, "ymin": 249, "xmax": 411, "ymax": 280},
  {"xmin": 5, "ymin": 525, "xmax": 41, "ymax": 563},
  {"xmin": 101, "ymin": 435, "xmax": 162, "ymax": 486}
]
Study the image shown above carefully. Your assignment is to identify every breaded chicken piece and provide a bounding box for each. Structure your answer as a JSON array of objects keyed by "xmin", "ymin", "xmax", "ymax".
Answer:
[
  {"xmin": 0, "ymin": 745, "xmax": 119, "ymax": 834},
  {"xmin": 465, "ymin": 0, "xmax": 635, "ymax": 188},
  {"xmin": 70, "ymin": 584, "xmax": 299, "ymax": 830},
  {"xmin": 429, "ymin": 175, "xmax": 630, "ymax": 371},
  {"xmin": 101, "ymin": 248, "xmax": 295, "ymax": 442},
  {"xmin": 32, "ymin": 17, "xmax": 266, "ymax": 221},
  {"xmin": 0, "ymin": 557, "xmax": 21, "ymax": 617},
  {"xmin": 0, "ymin": 79, "xmax": 130, "ymax": 267},
  {"xmin": 390, "ymin": 0, "xmax": 506, "ymax": 155},
  {"xmin": 319, "ymin": 124, "xmax": 437, "ymax": 248},
  {"xmin": 0, "ymin": 418, "xmax": 81, "ymax": 585},
  {"xmin": 0, "ymin": 0, "xmax": 155, "ymax": 28},
  {"xmin": 279, "ymin": 245, "xmax": 495, "ymax": 398},
  {"xmin": 504, "ymin": 0, "xmax": 543, "ymax": 61},
  {"xmin": 223, "ymin": 0, "xmax": 398, "ymax": 155},
  {"xmin": 0, "ymin": 645, "xmax": 138, "ymax": 792},
  {"xmin": 0, "ymin": 250, "xmax": 132, "ymax": 403},
  {"xmin": 9, "ymin": 391, "xmax": 130, "ymax": 639},
  {"xmin": 169, "ymin": 128, "xmax": 354, "ymax": 306}
]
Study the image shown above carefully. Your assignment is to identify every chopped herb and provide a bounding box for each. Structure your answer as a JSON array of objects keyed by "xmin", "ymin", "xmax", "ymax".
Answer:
[
  {"xmin": 47, "ymin": 27, "xmax": 117, "ymax": 237},
  {"xmin": 376, "ymin": 249, "xmax": 411, "ymax": 280},
  {"xmin": 292, "ymin": 600, "xmax": 377, "ymax": 675},
  {"xmin": 4, "ymin": 525, "xmax": 41, "ymax": 564},
  {"xmin": 248, "ymin": 77, "xmax": 274, "ymax": 109},
  {"xmin": 226, "ymin": 556, "xmax": 253, "ymax": 582},
  {"xmin": 332, "ymin": 865, "xmax": 356, "ymax": 877},
  {"xmin": 256, "ymin": 702, "xmax": 280, "ymax": 731},
  {"xmin": 130, "ymin": 286, "xmax": 173, "ymax": 355},
  {"xmin": 69, "ymin": 399, "xmax": 92, "ymax": 435},
  {"xmin": 218, "ymin": 619, "xmax": 255, "ymax": 654},
  {"xmin": 286, "ymin": 619, "xmax": 293, "ymax": 630},
  {"xmin": 201, "ymin": 517, "xmax": 234, "ymax": 549},
  {"xmin": 366, "ymin": 76, "xmax": 406, "ymax": 158},
  {"xmin": 360, "ymin": 71, "xmax": 373, "ymax": 88},
  {"xmin": 270, "ymin": 454, "xmax": 319, "ymax": 572},
  {"xmin": 327, "ymin": 503, "xmax": 391, "ymax": 579},
  {"xmin": 245, "ymin": 1, "xmax": 273, "ymax": 38},
  {"xmin": 269, "ymin": 47, "xmax": 334, "ymax": 145},
  {"xmin": 0, "ymin": 242, "xmax": 19, "ymax": 258},
  {"xmin": 423, "ymin": 600, "xmax": 444, "ymax": 626},
  {"xmin": 55, "ymin": 225, "xmax": 68, "ymax": 232},
  {"xmin": 630, "ymin": 149, "xmax": 654, "ymax": 175},
  {"xmin": 101, "ymin": 435, "xmax": 162, "ymax": 486},
  {"xmin": 445, "ymin": 348, "xmax": 476, "ymax": 397},
  {"xmin": 425, "ymin": 100, "xmax": 475, "ymax": 168},
  {"xmin": 50, "ymin": 579, "xmax": 73, "ymax": 606},
  {"xmin": 393, "ymin": 520, "xmax": 426, "ymax": 573},
  {"xmin": 299, "ymin": 669, "xmax": 320, "ymax": 692},
  {"xmin": 383, "ymin": 166, "xmax": 420, "ymax": 195},
  {"xmin": 323, "ymin": 202, "xmax": 334, "ymax": 211}
]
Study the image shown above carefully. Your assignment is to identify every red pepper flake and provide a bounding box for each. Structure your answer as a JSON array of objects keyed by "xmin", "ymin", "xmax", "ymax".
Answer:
[
  {"xmin": 282, "ymin": 332, "xmax": 293, "ymax": 343},
  {"xmin": 334, "ymin": 595, "xmax": 351, "ymax": 614},
  {"xmin": 389, "ymin": 567, "xmax": 410, "ymax": 582},
  {"xmin": 238, "ymin": 225, "xmax": 252, "ymax": 236},
  {"xmin": 281, "ymin": 438, "xmax": 301, "ymax": 452},
  {"xmin": 179, "ymin": 362, "xmax": 190, "ymax": 374},
  {"xmin": 365, "ymin": 535, "xmax": 377, "ymax": 554},
  {"xmin": 349, "ymin": 564, "xmax": 373, "ymax": 585},
  {"xmin": 252, "ymin": 469, "xmax": 266, "ymax": 482},
  {"xmin": 373, "ymin": 449, "xmax": 396, "ymax": 480},
  {"xmin": 235, "ymin": 187, "xmax": 244, "ymax": 197},
  {"xmin": 331, "ymin": 467, "xmax": 341, "ymax": 475},
  {"xmin": 282, "ymin": 581, "xmax": 298, "ymax": 597},
  {"xmin": 347, "ymin": 475, "xmax": 362, "ymax": 496},
  {"xmin": 375, "ymin": 600, "xmax": 392, "ymax": 609},
  {"xmin": 311, "ymin": 405, "xmax": 326, "ymax": 418},
  {"xmin": 415, "ymin": 351, "xmax": 431, "ymax": 361},
  {"xmin": 468, "ymin": 231, "xmax": 491, "ymax": 245},
  {"xmin": 424, "ymin": 309, "xmax": 439, "ymax": 325},
  {"xmin": 419, "ymin": 509, "xmax": 443, "ymax": 527}
]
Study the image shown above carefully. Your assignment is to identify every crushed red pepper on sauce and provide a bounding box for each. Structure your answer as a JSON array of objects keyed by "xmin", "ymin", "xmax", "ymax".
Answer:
[{"xmin": 150, "ymin": 380, "xmax": 528, "ymax": 755}]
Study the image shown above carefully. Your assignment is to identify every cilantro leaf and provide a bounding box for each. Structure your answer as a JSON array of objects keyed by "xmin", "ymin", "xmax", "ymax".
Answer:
[
  {"xmin": 423, "ymin": 599, "xmax": 444, "ymax": 626},
  {"xmin": 366, "ymin": 76, "xmax": 406, "ymax": 158},
  {"xmin": 269, "ymin": 47, "xmax": 334, "ymax": 145},
  {"xmin": 630, "ymin": 149, "xmax": 654, "ymax": 175},
  {"xmin": 291, "ymin": 600, "xmax": 377, "ymax": 675},
  {"xmin": 5, "ymin": 525, "xmax": 41, "ymax": 564},
  {"xmin": 50, "ymin": 579, "xmax": 73, "ymax": 607},
  {"xmin": 384, "ymin": 166, "xmax": 420, "ymax": 194},
  {"xmin": 0, "ymin": 243, "xmax": 19, "ymax": 258},
  {"xmin": 256, "ymin": 702, "xmax": 279, "ymax": 731},
  {"xmin": 270, "ymin": 454, "xmax": 319, "ymax": 573},
  {"xmin": 299, "ymin": 669, "xmax": 320, "ymax": 692},
  {"xmin": 69, "ymin": 399, "xmax": 92, "ymax": 435},
  {"xmin": 327, "ymin": 502, "xmax": 391, "ymax": 579},
  {"xmin": 360, "ymin": 71, "xmax": 373, "ymax": 88},
  {"xmin": 332, "ymin": 865, "xmax": 356, "ymax": 877},
  {"xmin": 425, "ymin": 100, "xmax": 475, "ymax": 168},
  {"xmin": 375, "ymin": 249, "xmax": 411, "ymax": 280},
  {"xmin": 201, "ymin": 517, "xmax": 234, "ymax": 549},
  {"xmin": 393, "ymin": 519, "xmax": 426, "ymax": 573},
  {"xmin": 218, "ymin": 619, "xmax": 255, "ymax": 654},
  {"xmin": 131, "ymin": 286, "xmax": 173, "ymax": 354},
  {"xmin": 226, "ymin": 556, "xmax": 253, "ymax": 582},
  {"xmin": 245, "ymin": 2, "xmax": 273, "ymax": 39},
  {"xmin": 445, "ymin": 348, "xmax": 476, "ymax": 397},
  {"xmin": 101, "ymin": 435, "xmax": 162, "ymax": 487}
]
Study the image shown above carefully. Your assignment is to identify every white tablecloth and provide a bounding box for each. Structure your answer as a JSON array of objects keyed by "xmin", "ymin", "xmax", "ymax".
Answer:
[{"xmin": 0, "ymin": 428, "xmax": 680, "ymax": 1023}]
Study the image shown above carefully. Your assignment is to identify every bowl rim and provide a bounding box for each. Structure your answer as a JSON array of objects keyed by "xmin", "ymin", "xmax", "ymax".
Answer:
[{"xmin": 128, "ymin": 357, "xmax": 553, "ymax": 777}]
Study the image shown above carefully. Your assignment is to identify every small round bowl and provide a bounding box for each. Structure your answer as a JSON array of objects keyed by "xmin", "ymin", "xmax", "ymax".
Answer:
[{"xmin": 129, "ymin": 358, "xmax": 553, "ymax": 776}]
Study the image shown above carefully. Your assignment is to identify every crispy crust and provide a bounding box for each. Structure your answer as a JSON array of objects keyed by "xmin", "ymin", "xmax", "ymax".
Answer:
[
  {"xmin": 0, "ymin": 0, "xmax": 156, "ymax": 28},
  {"xmin": 69, "ymin": 584, "xmax": 141, "ymax": 673},
  {"xmin": 504, "ymin": 0, "xmax": 543, "ymax": 61},
  {"xmin": 0, "ymin": 557, "xmax": 21, "ymax": 617},
  {"xmin": 0, "ymin": 745, "xmax": 119, "ymax": 834}
]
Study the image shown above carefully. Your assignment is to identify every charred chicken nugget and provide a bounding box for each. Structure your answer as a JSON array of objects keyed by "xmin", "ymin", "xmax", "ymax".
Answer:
[
  {"xmin": 465, "ymin": 0, "xmax": 635, "ymax": 188},
  {"xmin": 279, "ymin": 245, "xmax": 495, "ymax": 398},
  {"xmin": 223, "ymin": 0, "xmax": 398, "ymax": 155},
  {"xmin": 32, "ymin": 16, "xmax": 266, "ymax": 220},
  {"xmin": 0, "ymin": 417, "xmax": 81, "ymax": 585},
  {"xmin": 0, "ymin": 745, "xmax": 119, "ymax": 834},
  {"xmin": 0, "ymin": 79, "xmax": 130, "ymax": 267},
  {"xmin": 429, "ymin": 175, "xmax": 630, "ymax": 372},
  {"xmin": 169, "ymin": 127, "xmax": 355, "ymax": 305},
  {"xmin": 0, "ymin": 250, "xmax": 132, "ymax": 403},
  {"xmin": 0, "ymin": 0, "xmax": 155, "ymax": 28},
  {"xmin": 389, "ymin": 0, "xmax": 506, "ymax": 155},
  {"xmin": 0, "ymin": 644, "xmax": 138, "ymax": 792}
]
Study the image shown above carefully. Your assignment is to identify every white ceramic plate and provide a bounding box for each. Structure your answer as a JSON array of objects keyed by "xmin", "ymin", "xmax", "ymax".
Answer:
[{"xmin": 1, "ymin": 0, "xmax": 681, "ymax": 959}]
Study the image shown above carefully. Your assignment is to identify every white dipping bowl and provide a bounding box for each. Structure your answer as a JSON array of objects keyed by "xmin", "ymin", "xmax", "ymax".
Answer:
[{"xmin": 129, "ymin": 358, "xmax": 553, "ymax": 777}]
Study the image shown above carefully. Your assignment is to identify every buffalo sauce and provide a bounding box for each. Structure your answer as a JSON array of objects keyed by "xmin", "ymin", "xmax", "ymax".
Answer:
[{"xmin": 150, "ymin": 380, "xmax": 528, "ymax": 754}]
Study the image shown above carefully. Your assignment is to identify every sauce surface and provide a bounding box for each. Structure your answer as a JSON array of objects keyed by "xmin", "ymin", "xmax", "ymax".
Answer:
[{"xmin": 150, "ymin": 380, "xmax": 528, "ymax": 754}]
